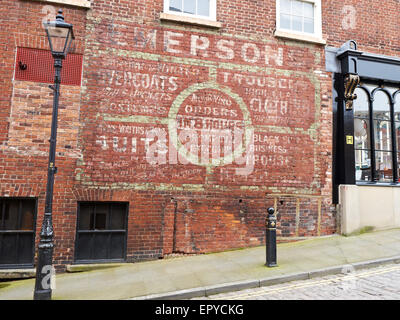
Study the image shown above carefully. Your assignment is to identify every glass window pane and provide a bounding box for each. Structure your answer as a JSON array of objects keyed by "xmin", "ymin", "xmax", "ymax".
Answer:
[
  {"xmin": 281, "ymin": 0, "xmax": 292, "ymax": 14},
  {"xmin": 398, "ymin": 153, "xmax": 400, "ymax": 183},
  {"xmin": 280, "ymin": 14, "xmax": 291, "ymax": 29},
  {"xmin": 0, "ymin": 200, "xmax": 34, "ymax": 230},
  {"xmin": 304, "ymin": 17, "xmax": 314, "ymax": 33},
  {"xmin": 364, "ymin": 84, "xmax": 377, "ymax": 92},
  {"xmin": 197, "ymin": 0, "xmax": 210, "ymax": 16},
  {"xmin": 386, "ymin": 86, "xmax": 398, "ymax": 96},
  {"xmin": 374, "ymin": 120, "xmax": 392, "ymax": 151},
  {"xmin": 4, "ymin": 200, "xmax": 19, "ymax": 230},
  {"xmin": 0, "ymin": 234, "xmax": 17, "ymax": 264},
  {"xmin": 110, "ymin": 204, "xmax": 126, "ymax": 230},
  {"xmin": 394, "ymin": 92, "xmax": 400, "ymax": 121},
  {"xmin": 375, "ymin": 151, "xmax": 393, "ymax": 182},
  {"xmin": 303, "ymin": 1, "xmax": 314, "ymax": 18},
  {"xmin": 95, "ymin": 204, "xmax": 108, "ymax": 230},
  {"xmin": 46, "ymin": 25, "xmax": 70, "ymax": 53},
  {"xmin": 79, "ymin": 204, "xmax": 93, "ymax": 230},
  {"xmin": 396, "ymin": 122, "xmax": 400, "ymax": 152},
  {"xmin": 95, "ymin": 213, "xmax": 107, "ymax": 230},
  {"xmin": 354, "ymin": 119, "xmax": 370, "ymax": 149},
  {"xmin": 355, "ymin": 150, "xmax": 371, "ymax": 181},
  {"xmin": 1, "ymin": 202, "xmax": 5, "ymax": 229},
  {"xmin": 354, "ymin": 88, "xmax": 369, "ymax": 118},
  {"xmin": 292, "ymin": 15, "xmax": 303, "ymax": 32},
  {"xmin": 292, "ymin": 0, "xmax": 303, "ymax": 15},
  {"xmin": 20, "ymin": 200, "xmax": 35, "ymax": 231},
  {"xmin": 373, "ymin": 90, "xmax": 391, "ymax": 120},
  {"xmin": 183, "ymin": 0, "xmax": 196, "ymax": 14},
  {"xmin": 79, "ymin": 203, "xmax": 128, "ymax": 231},
  {"xmin": 170, "ymin": 0, "xmax": 182, "ymax": 12}
]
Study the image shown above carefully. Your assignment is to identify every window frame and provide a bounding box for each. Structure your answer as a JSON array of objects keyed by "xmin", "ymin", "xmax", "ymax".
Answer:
[
  {"xmin": 353, "ymin": 83, "xmax": 400, "ymax": 184},
  {"xmin": 0, "ymin": 197, "xmax": 37, "ymax": 269},
  {"xmin": 275, "ymin": 0, "xmax": 323, "ymax": 43},
  {"xmin": 163, "ymin": 0, "xmax": 217, "ymax": 21},
  {"xmin": 74, "ymin": 202, "xmax": 129, "ymax": 264}
]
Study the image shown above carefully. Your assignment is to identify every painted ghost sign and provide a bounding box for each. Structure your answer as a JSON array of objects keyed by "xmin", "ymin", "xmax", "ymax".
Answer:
[{"xmin": 78, "ymin": 22, "xmax": 321, "ymax": 191}]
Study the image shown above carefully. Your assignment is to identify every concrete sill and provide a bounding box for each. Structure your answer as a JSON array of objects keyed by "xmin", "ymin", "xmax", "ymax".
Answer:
[
  {"xmin": 274, "ymin": 29, "xmax": 326, "ymax": 45},
  {"xmin": 66, "ymin": 263, "xmax": 126, "ymax": 273},
  {"xmin": 0, "ymin": 269, "xmax": 36, "ymax": 280},
  {"xmin": 160, "ymin": 13, "xmax": 222, "ymax": 29},
  {"xmin": 27, "ymin": 0, "xmax": 91, "ymax": 9}
]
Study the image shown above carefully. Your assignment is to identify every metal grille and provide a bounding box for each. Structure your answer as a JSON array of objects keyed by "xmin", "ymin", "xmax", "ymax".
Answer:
[{"xmin": 14, "ymin": 47, "xmax": 83, "ymax": 86}]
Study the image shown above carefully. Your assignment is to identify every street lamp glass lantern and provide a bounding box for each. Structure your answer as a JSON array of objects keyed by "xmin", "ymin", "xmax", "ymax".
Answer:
[{"xmin": 43, "ymin": 9, "xmax": 75, "ymax": 58}]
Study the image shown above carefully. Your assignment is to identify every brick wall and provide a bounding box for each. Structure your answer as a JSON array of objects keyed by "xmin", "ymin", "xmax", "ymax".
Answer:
[{"xmin": 0, "ymin": 0, "xmax": 399, "ymax": 269}]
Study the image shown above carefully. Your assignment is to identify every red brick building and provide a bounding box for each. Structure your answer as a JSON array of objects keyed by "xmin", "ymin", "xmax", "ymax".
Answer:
[{"xmin": 0, "ymin": 0, "xmax": 400, "ymax": 270}]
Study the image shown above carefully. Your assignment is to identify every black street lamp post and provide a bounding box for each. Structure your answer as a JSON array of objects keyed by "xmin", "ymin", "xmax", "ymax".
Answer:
[{"xmin": 33, "ymin": 9, "xmax": 74, "ymax": 300}]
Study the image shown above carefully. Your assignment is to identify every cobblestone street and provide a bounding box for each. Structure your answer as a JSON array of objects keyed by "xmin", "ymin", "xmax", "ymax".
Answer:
[{"xmin": 195, "ymin": 264, "xmax": 400, "ymax": 300}]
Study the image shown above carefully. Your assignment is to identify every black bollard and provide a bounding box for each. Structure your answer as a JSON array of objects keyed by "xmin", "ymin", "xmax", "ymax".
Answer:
[{"xmin": 266, "ymin": 207, "xmax": 277, "ymax": 267}]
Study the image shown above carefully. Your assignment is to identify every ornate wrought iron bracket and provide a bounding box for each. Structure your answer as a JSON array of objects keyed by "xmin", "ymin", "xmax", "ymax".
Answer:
[{"xmin": 344, "ymin": 73, "xmax": 360, "ymax": 110}]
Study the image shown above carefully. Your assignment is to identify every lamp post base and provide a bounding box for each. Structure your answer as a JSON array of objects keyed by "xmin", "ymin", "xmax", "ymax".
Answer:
[
  {"xmin": 33, "ymin": 289, "xmax": 52, "ymax": 300},
  {"xmin": 33, "ymin": 240, "xmax": 54, "ymax": 300},
  {"xmin": 265, "ymin": 263, "xmax": 278, "ymax": 268}
]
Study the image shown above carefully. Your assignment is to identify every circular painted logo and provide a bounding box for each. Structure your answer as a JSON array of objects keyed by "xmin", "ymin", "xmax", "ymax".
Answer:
[{"xmin": 168, "ymin": 81, "xmax": 253, "ymax": 167}]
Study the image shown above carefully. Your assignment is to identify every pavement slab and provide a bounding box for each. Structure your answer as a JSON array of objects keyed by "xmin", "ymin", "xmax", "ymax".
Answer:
[{"xmin": 0, "ymin": 228, "xmax": 399, "ymax": 300}]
